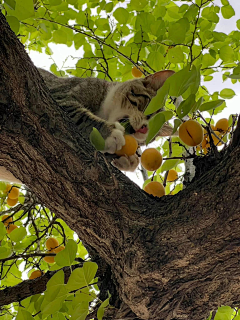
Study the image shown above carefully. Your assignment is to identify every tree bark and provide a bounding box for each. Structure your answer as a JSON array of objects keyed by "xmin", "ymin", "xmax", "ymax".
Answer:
[{"xmin": 0, "ymin": 12, "xmax": 240, "ymax": 320}]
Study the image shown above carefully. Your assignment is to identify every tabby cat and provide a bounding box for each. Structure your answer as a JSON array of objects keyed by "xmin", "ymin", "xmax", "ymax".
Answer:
[{"xmin": 0, "ymin": 68, "xmax": 175, "ymax": 183}]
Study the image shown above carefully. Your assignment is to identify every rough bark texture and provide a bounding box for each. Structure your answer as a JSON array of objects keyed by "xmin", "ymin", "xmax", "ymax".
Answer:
[{"xmin": 0, "ymin": 12, "xmax": 240, "ymax": 320}]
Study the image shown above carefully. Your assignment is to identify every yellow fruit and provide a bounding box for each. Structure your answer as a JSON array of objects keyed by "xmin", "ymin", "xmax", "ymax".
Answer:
[
  {"xmin": 115, "ymin": 135, "xmax": 138, "ymax": 157},
  {"xmin": 141, "ymin": 148, "xmax": 163, "ymax": 171},
  {"xmin": 2, "ymin": 214, "xmax": 13, "ymax": 226},
  {"xmin": 29, "ymin": 270, "xmax": 44, "ymax": 280},
  {"xmin": 131, "ymin": 66, "xmax": 144, "ymax": 78},
  {"xmin": 203, "ymin": 124, "xmax": 215, "ymax": 135},
  {"xmin": 6, "ymin": 224, "xmax": 18, "ymax": 234},
  {"xmin": 43, "ymin": 253, "xmax": 55, "ymax": 264},
  {"xmin": 5, "ymin": 184, "xmax": 12, "ymax": 193},
  {"xmin": 46, "ymin": 237, "xmax": 59, "ymax": 250},
  {"xmin": 167, "ymin": 169, "xmax": 178, "ymax": 182},
  {"xmin": 53, "ymin": 245, "xmax": 65, "ymax": 254},
  {"xmin": 8, "ymin": 187, "xmax": 19, "ymax": 200},
  {"xmin": 215, "ymin": 118, "xmax": 229, "ymax": 132},
  {"xmin": 179, "ymin": 120, "xmax": 204, "ymax": 147},
  {"xmin": 7, "ymin": 197, "xmax": 18, "ymax": 207},
  {"xmin": 144, "ymin": 181, "xmax": 165, "ymax": 198}
]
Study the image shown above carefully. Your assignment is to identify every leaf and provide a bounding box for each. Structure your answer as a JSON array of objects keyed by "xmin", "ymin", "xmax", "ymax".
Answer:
[
  {"xmin": 16, "ymin": 308, "xmax": 34, "ymax": 320},
  {"xmin": 55, "ymin": 239, "xmax": 78, "ymax": 267},
  {"xmin": 214, "ymin": 306, "xmax": 233, "ymax": 320},
  {"xmin": 97, "ymin": 296, "xmax": 110, "ymax": 320},
  {"xmin": 191, "ymin": 97, "xmax": 204, "ymax": 113},
  {"xmin": 9, "ymin": 226, "xmax": 27, "ymax": 242},
  {"xmin": 113, "ymin": 8, "xmax": 129, "ymax": 24},
  {"xmin": 237, "ymin": 19, "xmax": 240, "ymax": 30},
  {"xmin": 47, "ymin": 270, "xmax": 65, "ymax": 289},
  {"xmin": 4, "ymin": 0, "xmax": 16, "ymax": 10},
  {"xmin": 146, "ymin": 113, "xmax": 166, "ymax": 145},
  {"xmin": 161, "ymin": 159, "xmax": 180, "ymax": 173},
  {"xmin": 71, "ymin": 301, "xmax": 89, "ymax": 320},
  {"xmin": 219, "ymin": 45, "xmax": 235, "ymax": 62},
  {"xmin": 221, "ymin": 5, "xmax": 235, "ymax": 19},
  {"xmin": 6, "ymin": 0, "xmax": 34, "ymax": 20},
  {"xmin": 0, "ymin": 247, "xmax": 12, "ymax": 259},
  {"xmin": 6, "ymin": 16, "xmax": 20, "ymax": 34},
  {"xmin": 144, "ymin": 82, "xmax": 169, "ymax": 116},
  {"xmin": 176, "ymin": 94, "xmax": 196, "ymax": 119},
  {"xmin": 67, "ymin": 262, "xmax": 98, "ymax": 291},
  {"xmin": 52, "ymin": 30, "xmax": 68, "ymax": 44},
  {"xmin": 168, "ymin": 46, "xmax": 184, "ymax": 64},
  {"xmin": 90, "ymin": 127, "xmax": 105, "ymax": 151},
  {"xmin": 146, "ymin": 52, "xmax": 165, "ymax": 71},
  {"xmin": 49, "ymin": 0, "xmax": 62, "ymax": 5},
  {"xmin": 0, "ymin": 222, "xmax": 6, "ymax": 240},
  {"xmin": 172, "ymin": 119, "xmax": 182, "ymax": 135},
  {"xmin": 220, "ymin": 88, "xmax": 235, "ymax": 99},
  {"xmin": 199, "ymin": 100, "xmax": 225, "ymax": 112},
  {"xmin": 167, "ymin": 65, "xmax": 197, "ymax": 97},
  {"xmin": 227, "ymin": 74, "xmax": 240, "ymax": 79}
]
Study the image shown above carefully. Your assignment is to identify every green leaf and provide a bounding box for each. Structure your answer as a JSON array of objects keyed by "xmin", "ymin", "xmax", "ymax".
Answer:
[
  {"xmin": 227, "ymin": 74, "xmax": 240, "ymax": 79},
  {"xmin": 16, "ymin": 308, "xmax": 34, "ymax": 320},
  {"xmin": 47, "ymin": 270, "xmax": 65, "ymax": 289},
  {"xmin": 167, "ymin": 65, "xmax": 196, "ymax": 97},
  {"xmin": 5, "ymin": 0, "xmax": 16, "ymax": 10},
  {"xmin": 177, "ymin": 94, "xmax": 196, "ymax": 119},
  {"xmin": 0, "ymin": 246, "xmax": 12, "ymax": 259},
  {"xmin": 90, "ymin": 127, "xmax": 105, "ymax": 151},
  {"xmin": 219, "ymin": 45, "xmax": 235, "ymax": 62},
  {"xmin": 146, "ymin": 52, "xmax": 165, "ymax": 71},
  {"xmin": 49, "ymin": 0, "xmax": 62, "ymax": 5},
  {"xmin": 67, "ymin": 262, "xmax": 98, "ymax": 291},
  {"xmin": 202, "ymin": 54, "xmax": 216, "ymax": 68},
  {"xmin": 6, "ymin": 16, "xmax": 20, "ymax": 34},
  {"xmin": 214, "ymin": 306, "xmax": 233, "ymax": 320},
  {"xmin": 220, "ymin": 88, "xmax": 235, "ymax": 99},
  {"xmin": 191, "ymin": 97, "xmax": 204, "ymax": 113},
  {"xmin": 199, "ymin": 100, "xmax": 224, "ymax": 112},
  {"xmin": 52, "ymin": 30, "xmax": 68, "ymax": 44},
  {"xmin": 97, "ymin": 296, "xmax": 110, "ymax": 320},
  {"xmin": 0, "ymin": 222, "xmax": 6, "ymax": 240},
  {"xmin": 168, "ymin": 46, "xmax": 184, "ymax": 63},
  {"xmin": 105, "ymin": 2, "xmax": 113, "ymax": 12},
  {"xmin": 161, "ymin": 159, "xmax": 179, "ymax": 173},
  {"xmin": 71, "ymin": 301, "xmax": 89, "ymax": 320},
  {"xmin": 172, "ymin": 119, "xmax": 182, "ymax": 135},
  {"xmin": 144, "ymin": 82, "xmax": 169, "ymax": 116},
  {"xmin": 146, "ymin": 113, "xmax": 166, "ymax": 145},
  {"xmin": 6, "ymin": 0, "xmax": 34, "ymax": 20},
  {"xmin": 168, "ymin": 22, "xmax": 186, "ymax": 43},
  {"xmin": 237, "ymin": 19, "xmax": 240, "ymax": 30},
  {"xmin": 113, "ymin": 8, "xmax": 129, "ymax": 24},
  {"xmin": 9, "ymin": 226, "xmax": 27, "ymax": 242},
  {"xmin": 55, "ymin": 239, "xmax": 78, "ymax": 267},
  {"xmin": 221, "ymin": 5, "xmax": 235, "ymax": 19},
  {"xmin": 221, "ymin": 0, "xmax": 229, "ymax": 5}
]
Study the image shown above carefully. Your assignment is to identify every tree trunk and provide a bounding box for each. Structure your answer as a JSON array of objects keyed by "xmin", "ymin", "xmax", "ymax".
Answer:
[{"xmin": 0, "ymin": 13, "xmax": 240, "ymax": 320}]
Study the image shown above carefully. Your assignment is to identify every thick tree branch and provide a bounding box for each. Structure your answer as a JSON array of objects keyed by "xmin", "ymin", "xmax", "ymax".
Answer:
[{"xmin": 1, "ymin": 13, "xmax": 240, "ymax": 320}]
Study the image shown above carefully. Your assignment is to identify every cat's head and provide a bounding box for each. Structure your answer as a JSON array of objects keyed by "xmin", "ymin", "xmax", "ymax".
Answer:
[{"xmin": 102, "ymin": 70, "xmax": 175, "ymax": 144}]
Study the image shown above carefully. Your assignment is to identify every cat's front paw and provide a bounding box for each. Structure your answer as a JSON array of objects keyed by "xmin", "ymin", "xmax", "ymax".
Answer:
[
  {"xmin": 104, "ymin": 122, "xmax": 125, "ymax": 154},
  {"xmin": 112, "ymin": 154, "xmax": 139, "ymax": 172}
]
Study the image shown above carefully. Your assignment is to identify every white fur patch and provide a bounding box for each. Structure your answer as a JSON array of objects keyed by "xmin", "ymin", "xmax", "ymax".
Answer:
[{"xmin": 104, "ymin": 122, "xmax": 125, "ymax": 154}]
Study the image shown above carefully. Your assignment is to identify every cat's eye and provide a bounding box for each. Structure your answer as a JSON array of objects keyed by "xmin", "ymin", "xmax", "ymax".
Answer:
[{"xmin": 131, "ymin": 90, "xmax": 136, "ymax": 97}]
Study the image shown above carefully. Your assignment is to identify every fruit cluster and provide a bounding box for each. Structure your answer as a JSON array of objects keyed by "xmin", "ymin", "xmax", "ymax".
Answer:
[
  {"xmin": 1, "ymin": 214, "xmax": 18, "ymax": 234},
  {"xmin": 5, "ymin": 184, "xmax": 19, "ymax": 207},
  {"xmin": 43, "ymin": 237, "xmax": 65, "ymax": 264}
]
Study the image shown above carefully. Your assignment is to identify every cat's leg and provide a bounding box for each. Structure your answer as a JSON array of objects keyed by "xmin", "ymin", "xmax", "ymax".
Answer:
[
  {"xmin": 62, "ymin": 105, "xmax": 125, "ymax": 154},
  {"xmin": 112, "ymin": 154, "xmax": 139, "ymax": 172}
]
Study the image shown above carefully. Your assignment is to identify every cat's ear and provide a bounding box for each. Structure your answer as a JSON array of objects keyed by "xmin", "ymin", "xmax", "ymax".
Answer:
[{"xmin": 143, "ymin": 70, "xmax": 175, "ymax": 91}]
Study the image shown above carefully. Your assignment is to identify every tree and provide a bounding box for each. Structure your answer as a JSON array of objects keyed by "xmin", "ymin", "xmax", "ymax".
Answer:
[{"xmin": 0, "ymin": 0, "xmax": 240, "ymax": 319}]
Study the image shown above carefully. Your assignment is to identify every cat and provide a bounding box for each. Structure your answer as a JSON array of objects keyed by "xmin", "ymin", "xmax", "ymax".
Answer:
[{"xmin": 0, "ymin": 68, "xmax": 175, "ymax": 183}]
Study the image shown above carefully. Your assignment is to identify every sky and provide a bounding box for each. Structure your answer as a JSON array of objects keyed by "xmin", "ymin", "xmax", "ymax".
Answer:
[{"xmin": 29, "ymin": 0, "xmax": 240, "ymax": 187}]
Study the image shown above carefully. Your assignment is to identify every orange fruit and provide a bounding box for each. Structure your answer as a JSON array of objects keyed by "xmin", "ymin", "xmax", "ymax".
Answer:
[
  {"xmin": 131, "ymin": 66, "xmax": 144, "ymax": 78},
  {"xmin": 144, "ymin": 181, "xmax": 165, "ymax": 198},
  {"xmin": 46, "ymin": 237, "xmax": 59, "ymax": 250},
  {"xmin": 53, "ymin": 245, "xmax": 65, "ymax": 254},
  {"xmin": 2, "ymin": 214, "xmax": 13, "ymax": 226},
  {"xmin": 29, "ymin": 270, "xmax": 44, "ymax": 280},
  {"xmin": 179, "ymin": 120, "xmax": 204, "ymax": 147},
  {"xmin": 215, "ymin": 118, "xmax": 229, "ymax": 132},
  {"xmin": 43, "ymin": 252, "xmax": 55, "ymax": 264},
  {"xmin": 5, "ymin": 184, "xmax": 12, "ymax": 193},
  {"xmin": 115, "ymin": 135, "xmax": 138, "ymax": 156},
  {"xmin": 8, "ymin": 187, "xmax": 19, "ymax": 199},
  {"xmin": 141, "ymin": 148, "xmax": 162, "ymax": 171},
  {"xmin": 6, "ymin": 224, "xmax": 18, "ymax": 234},
  {"xmin": 167, "ymin": 169, "xmax": 178, "ymax": 182},
  {"xmin": 203, "ymin": 124, "xmax": 215, "ymax": 135},
  {"xmin": 7, "ymin": 197, "xmax": 18, "ymax": 207}
]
